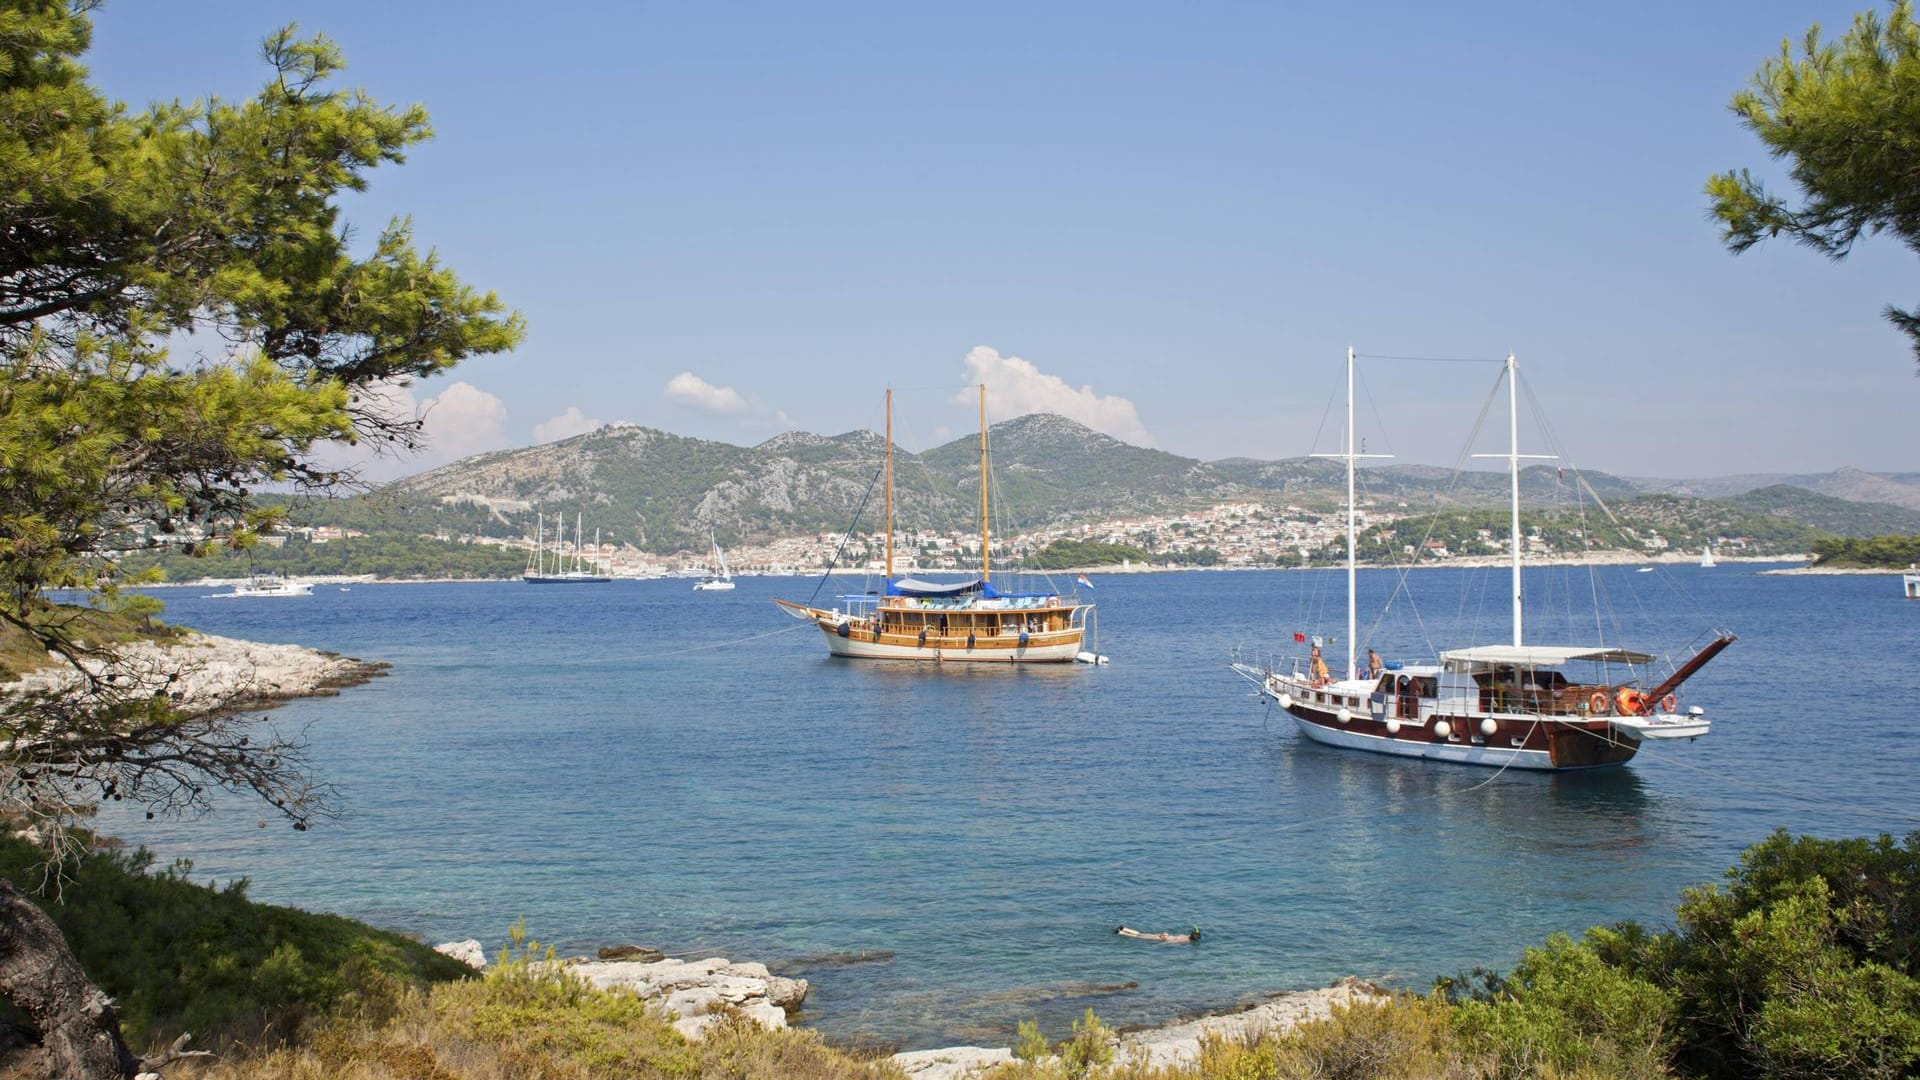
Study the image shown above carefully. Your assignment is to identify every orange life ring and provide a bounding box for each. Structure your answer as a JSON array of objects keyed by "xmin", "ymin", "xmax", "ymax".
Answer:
[
  {"xmin": 1588, "ymin": 690, "xmax": 1608, "ymax": 714},
  {"xmin": 1615, "ymin": 687, "xmax": 1645, "ymax": 716},
  {"xmin": 1660, "ymin": 693, "xmax": 1678, "ymax": 714}
]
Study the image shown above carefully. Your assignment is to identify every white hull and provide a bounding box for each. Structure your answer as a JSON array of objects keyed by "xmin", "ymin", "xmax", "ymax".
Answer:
[
  {"xmin": 814, "ymin": 623, "xmax": 1083, "ymax": 663},
  {"xmin": 1290, "ymin": 713, "xmax": 1563, "ymax": 770},
  {"xmin": 227, "ymin": 580, "xmax": 313, "ymax": 598},
  {"xmin": 693, "ymin": 581, "xmax": 736, "ymax": 591}
]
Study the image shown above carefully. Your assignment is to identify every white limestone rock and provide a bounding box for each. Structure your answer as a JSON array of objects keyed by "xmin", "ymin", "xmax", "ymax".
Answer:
[
  {"xmin": 673, "ymin": 1013, "xmax": 723, "ymax": 1042},
  {"xmin": 1115, "ymin": 980, "xmax": 1381, "ymax": 1070},
  {"xmin": 433, "ymin": 939, "xmax": 487, "ymax": 970},
  {"xmin": 665, "ymin": 987, "xmax": 723, "ymax": 1019},
  {"xmin": 765, "ymin": 975, "xmax": 809, "ymax": 1011},
  {"xmin": 739, "ymin": 1001, "xmax": 789, "ymax": 1031},
  {"xmin": 891, "ymin": 1046, "xmax": 1015, "ymax": 1078}
]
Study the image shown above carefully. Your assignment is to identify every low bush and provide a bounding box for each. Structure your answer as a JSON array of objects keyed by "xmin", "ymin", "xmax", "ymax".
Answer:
[{"xmin": 0, "ymin": 836, "xmax": 470, "ymax": 1057}]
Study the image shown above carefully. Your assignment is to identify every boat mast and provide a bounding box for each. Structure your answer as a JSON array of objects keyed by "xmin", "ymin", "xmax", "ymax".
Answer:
[
  {"xmin": 1505, "ymin": 355, "xmax": 1520, "ymax": 645},
  {"xmin": 575, "ymin": 513, "xmax": 584, "ymax": 575},
  {"xmin": 1344, "ymin": 349, "xmax": 1356, "ymax": 679},
  {"xmin": 884, "ymin": 388, "xmax": 893, "ymax": 583},
  {"xmin": 1310, "ymin": 347, "xmax": 1389, "ymax": 679},
  {"xmin": 1472, "ymin": 352, "xmax": 1553, "ymax": 648},
  {"xmin": 979, "ymin": 383, "xmax": 989, "ymax": 583}
]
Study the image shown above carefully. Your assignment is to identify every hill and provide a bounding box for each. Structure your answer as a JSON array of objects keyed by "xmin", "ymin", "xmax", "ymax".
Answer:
[{"xmin": 256, "ymin": 414, "xmax": 1917, "ymax": 560}]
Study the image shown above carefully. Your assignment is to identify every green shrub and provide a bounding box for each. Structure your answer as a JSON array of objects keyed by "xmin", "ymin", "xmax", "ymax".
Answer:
[
  {"xmin": 1452, "ymin": 934, "xmax": 1673, "ymax": 1079},
  {"xmin": 0, "ymin": 836, "xmax": 470, "ymax": 1055},
  {"xmin": 1270, "ymin": 994, "xmax": 1483, "ymax": 1080}
]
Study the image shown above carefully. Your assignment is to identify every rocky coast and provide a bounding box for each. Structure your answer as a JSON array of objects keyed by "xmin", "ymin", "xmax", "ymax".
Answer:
[
  {"xmin": 1, "ymin": 629, "xmax": 386, "ymax": 709},
  {"xmin": 434, "ymin": 938, "xmax": 1377, "ymax": 1078}
]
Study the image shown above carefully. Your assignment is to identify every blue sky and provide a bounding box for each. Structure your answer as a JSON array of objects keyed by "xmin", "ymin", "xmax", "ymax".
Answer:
[{"xmin": 87, "ymin": 2, "xmax": 1918, "ymax": 479}]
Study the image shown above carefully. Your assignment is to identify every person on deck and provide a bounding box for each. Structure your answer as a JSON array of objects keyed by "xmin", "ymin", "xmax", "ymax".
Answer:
[
  {"xmin": 1309, "ymin": 645, "xmax": 1330, "ymax": 686},
  {"xmin": 1117, "ymin": 926, "xmax": 1201, "ymax": 943},
  {"xmin": 1367, "ymin": 648, "xmax": 1384, "ymax": 678}
]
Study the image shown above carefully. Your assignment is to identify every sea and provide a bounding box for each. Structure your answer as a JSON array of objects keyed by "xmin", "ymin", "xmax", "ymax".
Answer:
[{"xmin": 95, "ymin": 564, "xmax": 1920, "ymax": 1050}]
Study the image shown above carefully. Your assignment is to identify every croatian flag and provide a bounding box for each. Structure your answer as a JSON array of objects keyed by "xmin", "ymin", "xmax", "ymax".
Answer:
[{"xmin": 1077, "ymin": 574, "xmax": 1095, "ymax": 588}]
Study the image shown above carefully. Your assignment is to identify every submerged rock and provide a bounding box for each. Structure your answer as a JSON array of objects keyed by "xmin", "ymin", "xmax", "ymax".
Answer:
[{"xmin": 597, "ymin": 944, "xmax": 666, "ymax": 962}]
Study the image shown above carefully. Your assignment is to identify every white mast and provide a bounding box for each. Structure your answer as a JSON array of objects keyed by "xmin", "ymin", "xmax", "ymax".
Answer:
[
  {"xmin": 1472, "ymin": 353, "xmax": 1554, "ymax": 648},
  {"xmin": 1311, "ymin": 347, "xmax": 1389, "ymax": 679},
  {"xmin": 575, "ymin": 513, "xmax": 583, "ymax": 575},
  {"xmin": 532, "ymin": 513, "xmax": 543, "ymax": 574}
]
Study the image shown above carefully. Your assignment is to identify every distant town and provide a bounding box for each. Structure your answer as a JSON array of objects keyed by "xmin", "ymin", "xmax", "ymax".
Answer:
[{"xmin": 287, "ymin": 499, "xmax": 1773, "ymax": 579}]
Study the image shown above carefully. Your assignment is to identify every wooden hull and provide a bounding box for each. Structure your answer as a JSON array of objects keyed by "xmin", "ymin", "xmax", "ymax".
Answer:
[
  {"xmin": 1253, "ymin": 671, "xmax": 1640, "ymax": 771},
  {"xmin": 1286, "ymin": 703, "xmax": 1637, "ymax": 770},
  {"xmin": 777, "ymin": 600, "xmax": 1086, "ymax": 663}
]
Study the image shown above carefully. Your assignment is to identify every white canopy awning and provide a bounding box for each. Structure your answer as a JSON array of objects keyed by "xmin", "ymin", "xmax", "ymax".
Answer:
[{"xmin": 1440, "ymin": 645, "xmax": 1655, "ymax": 668}]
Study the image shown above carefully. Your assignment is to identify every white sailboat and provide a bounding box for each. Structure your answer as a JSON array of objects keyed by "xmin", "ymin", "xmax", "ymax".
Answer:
[
  {"xmin": 1904, "ymin": 564, "xmax": 1919, "ymax": 599},
  {"xmin": 523, "ymin": 512, "xmax": 611, "ymax": 584},
  {"xmin": 693, "ymin": 536, "xmax": 736, "ymax": 591},
  {"xmin": 1700, "ymin": 544, "xmax": 1717, "ymax": 568},
  {"xmin": 1232, "ymin": 349, "xmax": 1732, "ymax": 771}
]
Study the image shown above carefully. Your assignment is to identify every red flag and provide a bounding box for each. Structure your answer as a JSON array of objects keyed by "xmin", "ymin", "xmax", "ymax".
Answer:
[{"xmin": 1293, "ymin": 632, "xmax": 1306, "ymax": 643}]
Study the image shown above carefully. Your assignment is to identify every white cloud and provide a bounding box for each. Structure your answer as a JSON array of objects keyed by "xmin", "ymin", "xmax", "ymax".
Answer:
[
  {"xmin": 533, "ymin": 406, "xmax": 604, "ymax": 444},
  {"xmin": 955, "ymin": 346, "xmax": 1153, "ymax": 446},
  {"xmin": 323, "ymin": 378, "xmax": 512, "ymax": 480},
  {"xmin": 664, "ymin": 371, "xmax": 786, "ymax": 425},
  {"xmin": 419, "ymin": 381, "xmax": 510, "ymax": 460},
  {"xmin": 665, "ymin": 372, "xmax": 752, "ymax": 413}
]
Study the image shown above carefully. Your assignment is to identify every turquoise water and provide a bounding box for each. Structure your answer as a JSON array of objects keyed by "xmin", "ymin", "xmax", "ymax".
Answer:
[{"xmin": 100, "ymin": 566, "xmax": 1920, "ymax": 1048}]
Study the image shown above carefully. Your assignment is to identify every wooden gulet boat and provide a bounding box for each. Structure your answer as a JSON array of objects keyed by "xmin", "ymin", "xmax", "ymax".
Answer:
[
  {"xmin": 775, "ymin": 386, "xmax": 1097, "ymax": 663},
  {"xmin": 1232, "ymin": 349, "xmax": 1733, "ymax": 771}
]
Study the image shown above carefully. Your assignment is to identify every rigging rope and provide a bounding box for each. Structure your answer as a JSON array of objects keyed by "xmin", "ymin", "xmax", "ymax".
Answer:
[{"xmin": 806, "ymin": 464, "xmax": 884, "ymax": 606}]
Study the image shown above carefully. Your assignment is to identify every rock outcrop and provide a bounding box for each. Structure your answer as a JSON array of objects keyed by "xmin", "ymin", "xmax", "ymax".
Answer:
[
  {"xmin": 2, "ymin": 631, "xmax": 385, "ymax": 711},
  {"xmin": 888, "ymin": 979, "xmax": 1382, "ymax": 1079},
  {"xmin": 435, "ymin": 944, "xmax": 808, "ymax": 1043}
]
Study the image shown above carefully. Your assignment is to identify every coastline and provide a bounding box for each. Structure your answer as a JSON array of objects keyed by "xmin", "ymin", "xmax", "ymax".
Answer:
[
  {"xmin": 433, "ymin": 937, "xmax": 1377, "ymax": 1078},
  {"xmin": 145, "ymin": 551, "xmax": 1816, "ymax": 589},
  {"xmin": 0, "ymin": 628, "xmax": 387, "ymax": 709}
]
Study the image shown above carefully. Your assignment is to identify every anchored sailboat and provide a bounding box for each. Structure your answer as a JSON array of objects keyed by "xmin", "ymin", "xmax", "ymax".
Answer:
[
  {"xmin": 523, "ymin": 512, "xmax": 612, "ymax": 584},
  {"xmin": 694, "ymin": 535, "xmax": 736, "ymax": 591},
  {"xmin": 775, "ymin": 386, "xmax": 1097, "ymax": 663},
  {"xmin": 1232, "ymin": 349, "xmax": 1732, "ymax": 771}
]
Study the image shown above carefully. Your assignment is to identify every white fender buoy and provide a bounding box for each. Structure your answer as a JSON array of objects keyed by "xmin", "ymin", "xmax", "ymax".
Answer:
[
  {"xmin": 1480, "ymin": 717, "xmax": 1498, "ymax": 737},
  {"xmin": 1277, "ymin": 693, "xmax": 1294, "ymax": 710},
  {"xmin": 1336, "ymin": 706, "xmax": 1352, "ymax": 724},
  {"xmin": 1385, "ymin": 719, "xmax": 1401, "ymax": 736},
  {"xmin": 1433, "ymin": 720, "xmax": 1452, "ymax": 739}
]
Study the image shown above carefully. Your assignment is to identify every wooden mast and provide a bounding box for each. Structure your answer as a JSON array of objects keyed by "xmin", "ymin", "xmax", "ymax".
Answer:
[
  {"xmin": 979, "ymin": 383, "xmax": 989, "ymax": 583},
  {"xmin": 885, "ymin": 388, "xmax": 893, "ymax": 583}
]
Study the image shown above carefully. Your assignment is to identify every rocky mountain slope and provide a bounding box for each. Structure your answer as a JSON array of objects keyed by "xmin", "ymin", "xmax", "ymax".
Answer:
[{"xmin": 311, "ymin": 414, "xmax": 1920, "ymax": 554}]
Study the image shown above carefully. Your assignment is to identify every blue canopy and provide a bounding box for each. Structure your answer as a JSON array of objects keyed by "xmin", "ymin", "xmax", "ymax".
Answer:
[{"xmin": 885, "ymin": 577, "xmax": 1001, "ymax": 598}]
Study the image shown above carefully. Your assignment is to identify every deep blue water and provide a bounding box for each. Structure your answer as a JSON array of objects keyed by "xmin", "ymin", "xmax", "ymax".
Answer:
[{"xmin": 97, "ymin": 565, "xmax": 1920, "ymax": 1049}]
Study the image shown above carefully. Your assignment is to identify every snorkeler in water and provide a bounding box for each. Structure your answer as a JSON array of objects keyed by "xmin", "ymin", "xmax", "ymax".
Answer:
[{"xmin": 1116, "ymin": 925, "xmax": 1201, "ymax": 944}]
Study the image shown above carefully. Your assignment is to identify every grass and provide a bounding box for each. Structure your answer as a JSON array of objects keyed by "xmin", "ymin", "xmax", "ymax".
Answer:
[
  {"xmin": 0, "ymin": 836, "xmax": 471, "ymax": 1060},
  {"xmin": 0, "ymin": 601, "xmax": 183, "ymax": 682}
]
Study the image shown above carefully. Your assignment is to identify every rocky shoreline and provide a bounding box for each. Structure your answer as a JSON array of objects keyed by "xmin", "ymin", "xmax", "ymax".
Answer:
[
  {"xmin": 433, "ymin": 938, "xmax": 1377, "ymax": 1078},
  {"xmin": 0, "ymin": 629, "xmax": 387, "ymax": 710}
]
